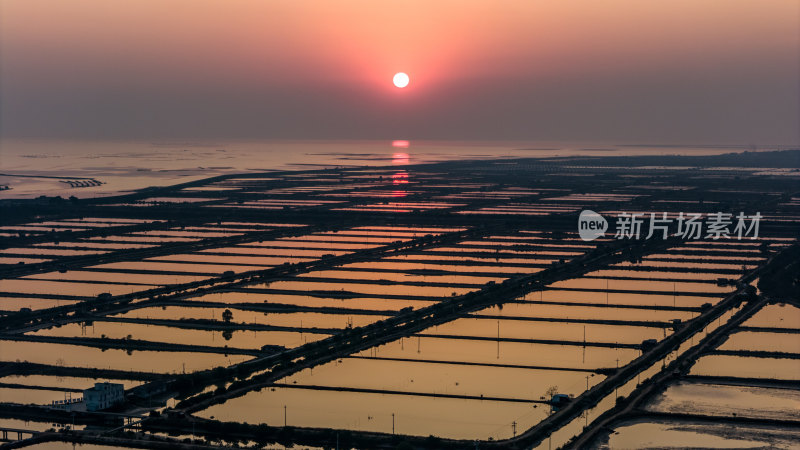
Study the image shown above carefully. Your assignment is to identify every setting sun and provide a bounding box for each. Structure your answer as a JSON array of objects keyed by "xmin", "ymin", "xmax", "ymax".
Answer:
[{"xmin": 393, "ymin": 72, "xmax": 409, "ymax": 88}]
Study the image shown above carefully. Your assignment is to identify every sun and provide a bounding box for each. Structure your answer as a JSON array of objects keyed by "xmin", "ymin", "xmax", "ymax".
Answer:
[{"xmin": 393, "ymin": 72, "xmax": 409, "ymax": 88}]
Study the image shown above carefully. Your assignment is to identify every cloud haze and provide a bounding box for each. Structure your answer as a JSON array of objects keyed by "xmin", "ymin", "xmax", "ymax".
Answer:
[{"xmin": 1, "ymin": 0, "xmax": 798, "ymax": 144}]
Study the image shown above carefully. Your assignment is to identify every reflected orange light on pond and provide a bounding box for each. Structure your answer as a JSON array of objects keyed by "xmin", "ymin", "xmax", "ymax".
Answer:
[{"xmin": 392, "ymin": 171, "xmax": 409, "ymax": 184}]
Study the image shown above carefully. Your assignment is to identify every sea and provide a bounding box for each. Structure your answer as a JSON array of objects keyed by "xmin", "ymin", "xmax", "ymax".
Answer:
[{"xmin": 0, "ymin": 139, "xmax": 779, "ymax": 199}]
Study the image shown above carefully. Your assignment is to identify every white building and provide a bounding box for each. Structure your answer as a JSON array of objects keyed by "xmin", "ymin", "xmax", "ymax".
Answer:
[{"xmin": 84, "ymin": 382, "xmax": 125, "ymax": 411}]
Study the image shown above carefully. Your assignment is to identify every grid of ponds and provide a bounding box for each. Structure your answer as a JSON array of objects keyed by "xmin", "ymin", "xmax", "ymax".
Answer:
[
  {"xmin": 1, "ymin": 153, "xmax": 798, "ymax": 448},
  {"xmin": 591, "ymin": 300, "xmax": 800, "ymax": 449},
  {"xmin": 194, "ymin": 234, "xmax": 771, "ymax": 440}
]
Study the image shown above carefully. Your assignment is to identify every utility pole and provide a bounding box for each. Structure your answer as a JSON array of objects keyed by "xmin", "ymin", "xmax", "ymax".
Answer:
[
  {"xmin": 497, "ymin": 320, "xmax": 501, "ymax": 359},
  {"xmin": 512, "ymin": 421, "xmax": 516, "ymax": 437},
  {"xmin": 284, "ymin": 405, "xmax": 287, "ymax": 427},
  {"xmin": 392, "ymin": 413, "xmax": 395, "ymax": 434}
]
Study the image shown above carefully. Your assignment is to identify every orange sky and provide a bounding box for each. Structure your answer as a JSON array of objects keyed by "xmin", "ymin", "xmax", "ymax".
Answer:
[{"xmin": 1, "ymin": 0, "xmax": 798, "ymax": 143}]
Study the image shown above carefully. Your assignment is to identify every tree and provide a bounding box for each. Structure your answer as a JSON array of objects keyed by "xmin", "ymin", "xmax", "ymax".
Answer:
[
  {"xmin": 222, "ymin": 309, "xmax": 233, "ymax": 323},
  {"xmin": 545, "ymin": 385, "xmax": 559, "ymax": 399}
]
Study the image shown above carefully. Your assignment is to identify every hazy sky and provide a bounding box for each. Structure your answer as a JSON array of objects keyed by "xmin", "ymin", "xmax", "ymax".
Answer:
[{"xmin": 1, "ymin": 0, "xmax": 798, "ymax": 144}]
